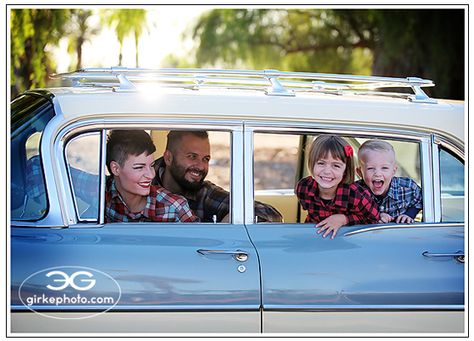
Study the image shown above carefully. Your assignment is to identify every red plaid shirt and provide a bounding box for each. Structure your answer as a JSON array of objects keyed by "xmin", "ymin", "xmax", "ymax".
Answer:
[
  {"xmin": 295, "ymin": 176, "xmax": 380, "ymax": 225},
  {"xmin": 105, "ymin": 178, "xmax": 199, "ymax": 223}
]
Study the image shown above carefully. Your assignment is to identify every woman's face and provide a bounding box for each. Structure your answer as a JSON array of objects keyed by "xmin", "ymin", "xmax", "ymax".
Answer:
[{"xmin": 111, "ymin": 152, "xmax": 156, "ymax": 199}]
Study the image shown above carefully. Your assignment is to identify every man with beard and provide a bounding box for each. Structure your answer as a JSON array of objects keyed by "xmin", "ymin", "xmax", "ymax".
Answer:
[{"xmin": 152, "ymin": 130, "xmax": 283, "ymax": 223}]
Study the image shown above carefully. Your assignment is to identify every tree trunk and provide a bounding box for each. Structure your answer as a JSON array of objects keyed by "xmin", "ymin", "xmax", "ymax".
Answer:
[
  {"xmin": 135, "ymin": 30, "xmax": 139, "ymax": 68},
  {"xmin": 76, "ymin": 37, "xmax": 84, "ymax": 70}
]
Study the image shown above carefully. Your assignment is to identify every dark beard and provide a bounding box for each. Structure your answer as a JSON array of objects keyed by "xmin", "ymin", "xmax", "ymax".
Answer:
[{"xmin": 169, "ymin": 158, "xmax": 206, "ymax": 192}]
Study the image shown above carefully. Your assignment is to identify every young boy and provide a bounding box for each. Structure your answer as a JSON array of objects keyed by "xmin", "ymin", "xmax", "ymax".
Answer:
[{"xmin": 356, "ymin": 140, "xmax": 422, "ymax": 224}]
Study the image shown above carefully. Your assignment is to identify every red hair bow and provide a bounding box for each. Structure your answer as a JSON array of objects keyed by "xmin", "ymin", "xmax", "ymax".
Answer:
[{"xmin": 344, "ymin": 145, "xmax": 353, "ymax": 157}]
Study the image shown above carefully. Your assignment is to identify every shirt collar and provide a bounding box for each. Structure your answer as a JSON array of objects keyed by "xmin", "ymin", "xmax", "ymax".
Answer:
[
  {"xmin": 109, "ymin": 178, "xmax": 121, "ymax": 200},
  {"xmin": 110, "ymin": 178, "xmax": 151, "ymax": 218},
  {"xmin": 308, "ymin": 177, "xmax": 348, "ymax": 208},
  {"xmin": 385, "ymin": 178, "xmax": 398, "ymax": 200},
  {"xmin": 358, "ymin": 178, "xmax": 396, "ymax": 201}
]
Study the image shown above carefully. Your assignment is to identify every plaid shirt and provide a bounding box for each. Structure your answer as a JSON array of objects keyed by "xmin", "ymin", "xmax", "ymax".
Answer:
[
  {"xmin": 153, "ymin": 157, "xmax": 283, "ymax": 223},
  {"xmin": 24, "ymin": 156, "xmax": 280, "ymax": 223},
  {"xmin": 295, "ymin": 176, "xmax": 380, "ymax": 225},
  {"xmin": 105, "ymin": 177, "xmax": 198, "ymax": 223},
  {"xmin": 356, "ymin": 177, "xmax": 423, "ymax": 219},
  {"xmin": 25, "ymin": 156, "xmax": 98, "ymax": 203}
]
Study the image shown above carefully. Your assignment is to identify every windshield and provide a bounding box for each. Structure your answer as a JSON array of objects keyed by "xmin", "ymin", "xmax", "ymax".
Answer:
[{"xmin": 11, "ymin": 93, "xmax": 55, "ymax": 221}]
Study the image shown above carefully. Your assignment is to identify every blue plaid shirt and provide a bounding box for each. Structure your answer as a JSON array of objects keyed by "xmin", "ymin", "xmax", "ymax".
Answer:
[{"xmin": 356, "ymin": 177, "xmax": 422, "ymax": 219}]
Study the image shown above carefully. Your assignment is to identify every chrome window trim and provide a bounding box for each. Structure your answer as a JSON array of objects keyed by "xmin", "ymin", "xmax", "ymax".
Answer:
[
  {"xmin": 52, "ymin": 117, "xmax": 243, "ymax": 227},
  {"xmin": 433, "ymin": 136, "xmax": 465, "ymax": 225},
  {"xmin": 40, "ymin": 105, "xmax": 75, "ymax": 227},
  {"xmin": 64, "ymin": 131, "xmax": 102, "ymax": 223},
  {"xmin": 420, "ymin": 139, "xmax": 435, "ymax": 221},
  {"xmin": 99, "ymin": 130, "xmax": 106, "ymax": 224},
  {"xmin": 244, "ymin": 122, "xmax": 432, "ymax": 225},
  {"xmin": 244, "ymin": 119, "xmax": 462, "ymax": 143},
  {"xmin": 343, "ymin": 222, "xmax": 463, "ymax": 237},
  {"xmin": 430, "ymin": 137, "xmax": 442, "ymax": 222},
  {"xmin": 243, "ymin": 127, "xmax": 255, "ymax": 224},
  {"xmin": 231, "ymin": 128, "xmax": 244, "ymax": 225},
  {"xmin": 433, "ymin": 134, "xmax": 464, "ymax": 159}
]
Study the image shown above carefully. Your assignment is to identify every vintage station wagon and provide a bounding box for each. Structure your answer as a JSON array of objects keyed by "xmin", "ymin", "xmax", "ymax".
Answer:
[{"xmin": 10, "ymin": 68, "xmax": 465, "ymax": 334}]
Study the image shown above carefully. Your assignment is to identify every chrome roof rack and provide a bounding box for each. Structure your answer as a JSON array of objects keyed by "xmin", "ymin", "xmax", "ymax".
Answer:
[{"xmin": 51, "ymin": 66, "xmax": 437, "ymax": 104}]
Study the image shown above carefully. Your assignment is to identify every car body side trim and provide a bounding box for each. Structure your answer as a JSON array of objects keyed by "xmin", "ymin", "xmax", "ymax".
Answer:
[
  {"xmin": 263, "ymin": 305, "xmax": 464, "ymax": 311},
  {"xmin": 343, "ymin": 222, "xmax": 463, "ymax": 236},
  {"xmin": 11, "ymin": 304, "xmax": 260, "ymax": 312}
]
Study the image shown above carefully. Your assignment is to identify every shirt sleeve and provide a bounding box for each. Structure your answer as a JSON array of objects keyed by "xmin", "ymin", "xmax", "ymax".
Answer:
[
  {"xmin": 295, "ymin": 177, "xmax": 312, "ymax": 211},
  {"xmin": 70, "ymin": 167, "xmax": 100, "ymax": 201},
  {"xmin": 346, "ymin": 185, "xmax": 380, "ymax": 225},
  {"xmin": 25, "ymin": 155, "xmax": 45, "ymax": 199},
  {"xmin": 404, "ymin": 207, "xmax": 421, "ymax": 219},
  {"xmin": 202, "ymin": 181, "xmax": 230, "ymax": 222},
  {"xmin": 398, "ymin": 179, "xmax": 422, "ymax": 219},
  {"xmin": 408, "ymin": 179, "xmax": 423, "ymax": 210},
  {"xmin": 175, "ymin": 199, "xmax": 200, "ymax": 222}
]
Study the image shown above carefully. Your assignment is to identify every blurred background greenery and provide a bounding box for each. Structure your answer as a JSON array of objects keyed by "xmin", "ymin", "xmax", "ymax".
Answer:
[{"xmin": 10, "ymin": 7, "xmax": 464, "ymax": 99}]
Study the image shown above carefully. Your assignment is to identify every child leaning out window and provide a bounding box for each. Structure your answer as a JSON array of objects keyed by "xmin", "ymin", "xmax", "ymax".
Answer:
[{"xmin": 295, "ymin": 134, "xmax": 379, "ymax": 239}]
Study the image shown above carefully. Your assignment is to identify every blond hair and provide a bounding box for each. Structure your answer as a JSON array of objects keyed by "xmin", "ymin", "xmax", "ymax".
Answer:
[
  {"xmin": 308, "ymin": 134, "xmax": 355, "ymax": 184},
  {"xmin": 358, "ymin": 140, "xmax": 396, "ymax": 163}
]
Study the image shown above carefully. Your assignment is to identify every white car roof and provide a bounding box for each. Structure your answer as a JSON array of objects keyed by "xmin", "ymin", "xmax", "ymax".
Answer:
[
  {"xmin": 42, "ymin": 68, "xmax": 464, "ymax": 143},
  {"xmin": 47, "ymin": 85, "xmax": 464, "ymax": 143}
]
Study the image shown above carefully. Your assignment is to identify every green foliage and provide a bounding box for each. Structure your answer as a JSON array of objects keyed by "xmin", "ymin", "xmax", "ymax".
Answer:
[
  {"xmin": 100, "ymin": 9, "xmax": 148, "ymax": 67},
  {"xmin": 189, "ymin": 8, "xmax": 464, "ymax": 99},
  {"xmin": 10, "ymin": 9, "xmax": 71, "ymax": 97},
  {"xmin": 10, "ymin": 8, "xmax": 464, "ymax": 100},
  {"xmin": 10, "ymin": 8, "xmax": 149, "ymax": 97},
  {"xmin": 191, "ymin": 9, "xmax": 374, "ymax": 73},
  {"xmin": 66, "ymin": 9, "xmax": 99, "ymax": 70}
]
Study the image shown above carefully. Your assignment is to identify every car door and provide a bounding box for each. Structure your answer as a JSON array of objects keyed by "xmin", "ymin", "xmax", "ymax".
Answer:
[
  {"xmin": 247, "ymin": 223, "xmax": 464, "ymax": 333},
  {"xmin": 11, "ymin": 125, "xmax": 262, "ymax": 333},
  {"xmin": 244, "ymin": 127, "xmax": 464, "ymax": 333}
]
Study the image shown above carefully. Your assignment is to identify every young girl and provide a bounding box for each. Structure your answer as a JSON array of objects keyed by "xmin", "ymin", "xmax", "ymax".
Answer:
[{"xmin": 295, "ymin": 134, "xmax": 380, "ymax": 239}]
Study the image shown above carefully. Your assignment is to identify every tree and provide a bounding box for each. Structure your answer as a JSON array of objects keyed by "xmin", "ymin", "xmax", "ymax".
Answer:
[
  {"xmin": 66, "ymin": 9, "xmax": 99, "ymax": 70},
  {"xmin": 191, "ymin": 9, "xmax": 374, "ymax": 73},
  {"xmin": 101, "ymin": 9, "xmax": 148, "ymax": 67},
  {"xmin": 190, "ymin": 9, "xmax": 464, "ymax": 99},
  {"xmin": 369, "ymin": 9, "xmax": 464, "ymax": 100},
  {"xmin": 10, "ymin": 9, "xmax": 71, "ymax": 97}
]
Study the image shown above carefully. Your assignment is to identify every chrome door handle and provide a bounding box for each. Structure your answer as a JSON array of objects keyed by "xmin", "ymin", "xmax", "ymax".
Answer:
[
  {"xmin": 422, "ymin": 250, "xmax": 464, "ymax": 263},
  {"xmin": 197, "ymin": 249, "xmax": 249, "ymax": 262}
]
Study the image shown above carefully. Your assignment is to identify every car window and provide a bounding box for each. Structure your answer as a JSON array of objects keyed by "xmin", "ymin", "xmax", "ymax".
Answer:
[
  {"xmin": 254, "ymin": 133, "xmax": 300, "ymax": 191},
  {"xmin": 439, "ymin": 148, "xmax": 464, "ymax": 222},
  {"xmin": 253, "ymin": 132, "xmax": 423, "ymax": 224},
  {"xmin": 64, "ymin": 129, "xmax": 232, "ymax": 224},
  {"xmin": 253, "ymin": 133, "xmax": 301, "ymax": 223},
  {"xmin": 206, "ymin": 131, "xmax": 231, "ymax": 192},
  {"xmin": 65, "ymin": 132, "xmax": 101, "ymax": 221},
  {"xmin": 352, "ymin": 137, "xmax": 421, "ymax": 184},
  {"xmin": 149, "ymin": 129, "xmax": 231, "ymax": 223},
  {"xmin": 11, "ymin": 94, "xmax": 55, "ymax": 221}
]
